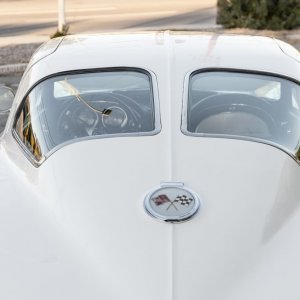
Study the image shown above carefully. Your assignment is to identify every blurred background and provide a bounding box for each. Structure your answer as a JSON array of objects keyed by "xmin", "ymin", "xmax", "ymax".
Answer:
[
  {"xmin": 0, "ymin": 0, "xmax": 299, "ymax": 94},
  {"xmin": 0, "ymin": 0, "xmax": 218, "ymax": 93},
  {"xmin": 0, "ymin": 0, "xmax": 217, "ymax": 42}
]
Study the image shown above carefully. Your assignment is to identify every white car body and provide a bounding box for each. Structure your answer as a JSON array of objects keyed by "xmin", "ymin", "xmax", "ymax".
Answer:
[{"xmin": 0, "ymin": 31, "xmax": 300, "ymax": 299}]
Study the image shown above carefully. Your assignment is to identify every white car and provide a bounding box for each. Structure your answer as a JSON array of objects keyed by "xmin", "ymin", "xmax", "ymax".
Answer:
[{"xmin": 0, "ymin": 31, "xmax": 300, "ymax": 300}]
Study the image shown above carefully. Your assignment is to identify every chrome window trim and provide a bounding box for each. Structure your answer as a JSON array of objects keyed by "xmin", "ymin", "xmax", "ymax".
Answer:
[
  {"xmin": 12, "ymin": 67, "xmax": 161, "ymax": 168},
  {"xmin": 181, "ymin": 68, "xmax": 300, "ymax": 165},
  {"xmin": 12, "ymin": 130, "xmax": 46, "ymax": 167}
]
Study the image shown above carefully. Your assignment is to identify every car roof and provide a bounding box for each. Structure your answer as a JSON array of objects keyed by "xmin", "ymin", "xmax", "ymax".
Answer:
[{"xmin": 23, "ymin": 31, "xmax": 300, "ymax": 88}]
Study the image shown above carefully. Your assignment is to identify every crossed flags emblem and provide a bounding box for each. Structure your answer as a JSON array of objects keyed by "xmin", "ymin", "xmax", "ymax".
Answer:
[{"xmin": 152, "ymin": 194, "xmax": 193, "ymax": 211}]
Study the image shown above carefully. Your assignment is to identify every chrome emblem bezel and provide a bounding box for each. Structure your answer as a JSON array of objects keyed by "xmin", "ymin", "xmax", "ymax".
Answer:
[{"xmin": 144, "ymin": 182, "xmax": 201, "ymax": 223}]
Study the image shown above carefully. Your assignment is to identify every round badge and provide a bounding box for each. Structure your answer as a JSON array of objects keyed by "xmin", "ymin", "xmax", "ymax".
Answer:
[{"xmin": 144, "ymin": 182, "xmax": 200, "ymax": 223}]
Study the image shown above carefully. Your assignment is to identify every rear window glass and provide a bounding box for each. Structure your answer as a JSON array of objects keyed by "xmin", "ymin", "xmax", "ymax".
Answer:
[
  {"xmin": 185, "ymin": 71, "xmax": 300, "ymax": 158},
  {"xmin": 14, "ymin": 70, "xmax": 156, "ymax": 163}
]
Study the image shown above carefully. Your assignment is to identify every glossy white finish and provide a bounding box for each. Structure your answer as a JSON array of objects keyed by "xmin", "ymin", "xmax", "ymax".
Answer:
[{"xmin": 0, "ymin": 32, "xmax": 300, "ymax": 299}]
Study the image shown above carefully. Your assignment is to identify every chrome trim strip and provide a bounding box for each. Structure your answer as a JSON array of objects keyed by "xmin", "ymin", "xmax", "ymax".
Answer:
[
  {"xmin": 160, "ymin": 181, "xmax": 184, "ymax": 187},
  {"xmin": 12, "ymin": 129, "xmax": 45, "ymax": 167}
]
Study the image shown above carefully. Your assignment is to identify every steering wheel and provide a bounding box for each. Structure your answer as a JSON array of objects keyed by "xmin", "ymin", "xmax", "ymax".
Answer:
[
  {"xmin": 189, "ymin": 93, "xmax": 278, "ymax": 138},
  {"xmin": 57, "ymin": 92, "xmax": 146, "ymax": 140},
  {"xmin": 57, "ymin": 101, "xmax": 99, "ymax": 141},
  {"xmin": 98, "ymin": 92, "xmax": 146, "ymax": 134}
]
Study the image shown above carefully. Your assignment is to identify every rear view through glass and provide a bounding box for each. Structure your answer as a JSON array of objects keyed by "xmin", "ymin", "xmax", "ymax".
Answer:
[
  {"xmin": 14, "ymin": 69, "xmax": 156, "ymax": 163},
  {"xmin": 186, "ymin": 71, "xmax": 300, "ymax": 160}
]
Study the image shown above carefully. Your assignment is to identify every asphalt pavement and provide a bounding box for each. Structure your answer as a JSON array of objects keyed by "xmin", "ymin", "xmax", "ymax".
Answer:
[
  {"xmin": 0, "ymin": 0, "xmax": 218, "ymax": 133},
  {"xmin": 0, "ymin": 0, "xmax": 300, "ymax": 134},
  {"xmin": 0, "ymin": 0, "xmax": 217, "ymax": 39}
]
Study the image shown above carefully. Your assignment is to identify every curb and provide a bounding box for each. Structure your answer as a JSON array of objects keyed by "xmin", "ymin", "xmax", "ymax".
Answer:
[{"xmin": 0, "ymin": 63, "xmax": 27, "ymax": 75}]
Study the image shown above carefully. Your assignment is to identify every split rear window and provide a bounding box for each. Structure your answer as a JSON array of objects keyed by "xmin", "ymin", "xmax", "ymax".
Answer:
[
  {"xmin": 185, "ymin": 71, "xmax": 300, "ymax": 156},
  {"xmin": 14, "ymin": 69, "xmax": 156, "ymax": 163}
]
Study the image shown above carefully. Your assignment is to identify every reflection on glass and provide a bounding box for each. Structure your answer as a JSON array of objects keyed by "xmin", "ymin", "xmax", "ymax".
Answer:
[
  {"xmin": 15, "ymin": 96, "xmax": 42, "ymax": 161},
  {"xmin": 14, "ymin": 70, "xmax": 155, "ymax": 163},
  {"xmin": 187, "ymin": 71, "xmax": 300, "ymax": 162}
]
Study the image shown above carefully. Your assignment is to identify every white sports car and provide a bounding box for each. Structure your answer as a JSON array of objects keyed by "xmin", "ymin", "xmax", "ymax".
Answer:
[{"xmin": 0, "ymin": 31, "xmax": 300, "ymax": 300}]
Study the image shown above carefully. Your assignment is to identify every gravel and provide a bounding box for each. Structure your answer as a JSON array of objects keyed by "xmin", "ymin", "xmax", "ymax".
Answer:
[{"xmin": 0, "ymin": 43, "xmax": 40, "ymax": 66}]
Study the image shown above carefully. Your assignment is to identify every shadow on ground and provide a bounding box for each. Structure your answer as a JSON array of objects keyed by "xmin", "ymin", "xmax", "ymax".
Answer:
[
  {"xmin": 0, "ymin": 22, "xmax": 57, "ymax": 37},
  {"xmin": 127, "ymin": 7, "xmax": 216, "ymax": 29}
]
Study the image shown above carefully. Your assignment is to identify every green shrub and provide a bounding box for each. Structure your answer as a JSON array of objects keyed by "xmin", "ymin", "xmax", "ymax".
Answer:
[{"xmin": 217, "ymin": 0, "xmax": 300, "ymax": 30}]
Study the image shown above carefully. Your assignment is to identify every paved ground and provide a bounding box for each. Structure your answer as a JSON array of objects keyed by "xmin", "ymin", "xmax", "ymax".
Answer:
[
  {"xmin": 0, "ymin": 0, "xmax": 217, "ymax": 42},
  {"xmin": 0, "ymin": 0, "xmax": 219, "ymax": 84},
  {"xmin": 0, "ymin": 0, "xmax": 299, "ymax": 133}
]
